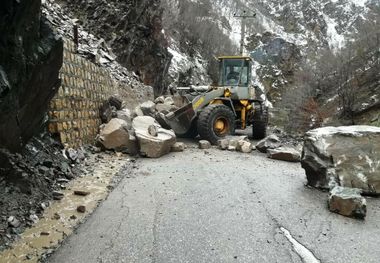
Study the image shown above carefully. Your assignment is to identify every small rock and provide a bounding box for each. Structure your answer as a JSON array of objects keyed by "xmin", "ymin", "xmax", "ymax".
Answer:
[
  {"xmin": 228, "ymin": 139, "xmax": 239, "ymax": 149},
  {"xmin": 7, "ymin": 216, "xmax": 21, "ymax": 228},
  {"xmin": 171, "ymin": 142, "xmax": 186, "ymax": 152},
  {"xmin": 52, "ymin": 191, "xmax": 64, "ymax": 200},
  {"xmin": 53, "ymin": 213, "xmax": 61, "ymax": 220},
  {"xmin": 40, "ymin": 232, "xmax": 50, "ymax": 236},
  {"xmin": 164, "ymin": 97, "xmax": 175, "ymax": 105},
  {"xmin": 133, "ymin": 105, "xmax": 144, "ymax": 117},
  {"xmin": 218, "ymin": 139, "xmax": 229, "ymax": 150},
  {"xmin": 228, "ymin": 145, "xmax": 236, "ymax": 151},
  {"xmin": 328, "ymin": 186, "xmax": 366, "ymax": 219},
  {"xmin": 74, "ymin": 190, "xmax": 90, "ymax": 196},
  {"xmin": 154, "ymin": 96, "xmax": 165, "ymax": 104},
  {"xmin": 267, "ymin": 147, "xmax": 301, "ymax": 162},
  {"xmin": 65, "ymin": 148, "xmax": 78, "ymax": 162},
  {"xmin": 199, "ymin": 140, "xmax": 211, "ymax": 149},
  {"xmin": 148, "ymin": 125, "xmax": 158, "ymax": 137},
  {"xmin": 140, "ymin": 101, "xmax": 156, "ymax": 116},
  {"xmin": 108, "ymin": 95, "xmax": 123, "ymax": 110},
  {"xmin": 29, "ymin": 214, "xmax": 39, "ymax": 224},
  {"xmin": 237, "ymin": 140, "xmax": 253, "ymax": 153},
  {"xmin": 77, "ymin": 205, "xmax": 86, "ymax": 213}
]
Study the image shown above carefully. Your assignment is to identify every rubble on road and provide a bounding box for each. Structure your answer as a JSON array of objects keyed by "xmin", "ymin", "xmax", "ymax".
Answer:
[
  {"xmin": 328, "ymin": 186, "xmax": 366, "ymax": 219},
  {"xmin": 267, "ymin": 147, "xmax": 301, "ymax": 162},
  {"xmin": 301, "ymin": 126, "xmax": 380, "ymax": 195},
  {"xmin": 132, "ymin": 116, "xmax": 176, "ymax": 158},
  {"xmin": 217, "ymin": 136, "xmax": 253, "ymax": 153},
  {"xmin": 171, "ymin": 142, "xmax": 186, "ymax": 152},
  {"xmin": 256, "ymin": 135, "xmax": 282, "ymax": 153},
  {"xmin": 199, "ymin": 140, "xmax": 212, "ymax": 149}
]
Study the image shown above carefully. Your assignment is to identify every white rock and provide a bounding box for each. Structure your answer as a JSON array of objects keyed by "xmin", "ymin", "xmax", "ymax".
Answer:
[{"xmin": 98, "ymin": 118, "xmax": 130, "ymax": 150}]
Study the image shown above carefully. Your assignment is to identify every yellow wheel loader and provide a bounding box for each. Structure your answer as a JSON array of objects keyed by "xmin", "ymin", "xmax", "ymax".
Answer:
[{"xmin": 165, "ymin": 56, "xmax": 269, "ymax": 145}]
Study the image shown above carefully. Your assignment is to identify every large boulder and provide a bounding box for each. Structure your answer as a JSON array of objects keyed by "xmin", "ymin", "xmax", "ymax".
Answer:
[
  {"xmin": 97, "ymin": 119, "xmax": 130, "ymax": 150},
  {"xmin": 302, "ymin": 126, "xmax": 380, "ymax": 194},
  {"xmin": 132, "ymin": 116, "xmax": 176, "ymax": 158},
  {"xmin": 140, "ymin": 101, "xmax": 156, "ymax": 116}
]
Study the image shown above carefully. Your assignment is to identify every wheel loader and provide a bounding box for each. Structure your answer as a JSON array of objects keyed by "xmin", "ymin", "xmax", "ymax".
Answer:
[{"xmin": 165, "ymin": 56, "xmax": 269, "ymax": 145}]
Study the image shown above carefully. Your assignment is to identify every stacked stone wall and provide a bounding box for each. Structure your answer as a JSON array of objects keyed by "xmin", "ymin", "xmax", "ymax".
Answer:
[{"xmin": 48, "ymin": 40, "xmax": 153, "ymax": 148}]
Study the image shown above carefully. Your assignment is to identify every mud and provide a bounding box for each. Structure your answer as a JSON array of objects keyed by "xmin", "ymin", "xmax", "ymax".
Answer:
[{"xmin": 0, "ymin": 152, "xmax": 131, "ymax": 262}]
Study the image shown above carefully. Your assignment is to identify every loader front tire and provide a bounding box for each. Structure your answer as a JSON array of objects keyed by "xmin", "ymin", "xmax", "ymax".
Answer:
[{"xmin": 197, "ymin": 104, "xmax": 235, "ymax": 145}]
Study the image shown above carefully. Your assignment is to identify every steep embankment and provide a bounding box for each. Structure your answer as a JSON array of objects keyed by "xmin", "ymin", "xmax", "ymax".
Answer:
[
  {"xmin": 0, "ymin": 0, "xmax": 63, "ymax": 152},
  {"xmin": 59, "ymin": 0, "xmax": 172, "ymax": 96}
]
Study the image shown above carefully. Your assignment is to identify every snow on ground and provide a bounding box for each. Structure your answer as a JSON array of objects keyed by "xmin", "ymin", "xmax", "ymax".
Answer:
[{"xmin": 323, "ymin": 14, "xmax": 346, "ymax": 50}]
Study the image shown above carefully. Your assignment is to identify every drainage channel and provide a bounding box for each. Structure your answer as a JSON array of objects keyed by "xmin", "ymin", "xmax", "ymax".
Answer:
[{"xmin": 280, "ymin": 227, "xmax": 321, "ymax": 263}]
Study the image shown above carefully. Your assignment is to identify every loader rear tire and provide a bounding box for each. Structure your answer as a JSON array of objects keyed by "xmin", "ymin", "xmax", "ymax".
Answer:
[
  {"xmin": 252, "ymin": 106, "xmax": 268, "ymax": 140},
  {"xmin": 197, "ymin": 104, "xmax": 235, "ymax": 145}
]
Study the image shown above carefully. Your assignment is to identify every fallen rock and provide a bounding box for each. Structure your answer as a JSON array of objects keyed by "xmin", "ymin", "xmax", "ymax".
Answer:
[
  {"xmin": 328, "ymin": 186, "xmax": 366, "ymax": 219},
  {"xmin": 108, "ymin": 95, "xmax": 123, "ymax": 110},
  {"xmin": 7, "ymin": 216, "xmax": 21, "ymax": 228},
  {"xmin": 98, "ymin": 118, "xmax": 130, "ymax": 150},
  {"xmin": 171, "ymin": 142, "xmax": 186, "ymax": 152},
  {"xmin": 164, "ymin": 96, "xmax": 175, "ymax": 105},
  {"xmin": 154, "ymin": 96, "xmax": 165, "ymax": 104},
  {"xmin": 140, "ymin": 101, "xmax": 156, "ymax": 116},
  {"xmin": 133, "ymin": 105, "xmax": 144, "ymax": 117},
  {"xmin": 77, "ymin": 205, "xmax": 86, "ymax": 213},
  {"xmin": 74, "ymin": 190, "xmax": 90, "ymax": 196},
  {"xmin": 237, "ymin": 140, "xmax": 253, "ymax": 153},
  {"xmin": 228, "ymin": 145, "xmax": 236, "ymax": 151},
  {"xmin": 148, "ymin": 125, "xmax": 158, "ymax": 137},
  {"xmin": 155, "ymin": 103, "xmax": 176, "ymax": 113},
  {"xmin": 116, "ymin": 109, "xmax": 132, "ymax": 124},
  {"xmin": 133, "ymin": 116, "xmax": 176, "ymax": 158},
  {"xmin": 302, "ymin": 126, "xmax": 380, "ymax": 194},
  {"xmin": 199, "ymin": 140, "xmax": 211, "ymax": 149},
  {"xmin": 52, "ymin": 191, "xmax": 64, "ymax": 200},
  {"xmin": 267, "ymin": 147, "xmax": 301, "ymax": 162},
  {"xmin": 256, "ymin": 135, "xmax": 281, "ymax": 153},
  {"xmin": 218, "ymin": 139, "xmax": 229, "ymax": 150},
  {"xmin": 99, "ymin": 101, "xmax": 113, "ymax": 124}
]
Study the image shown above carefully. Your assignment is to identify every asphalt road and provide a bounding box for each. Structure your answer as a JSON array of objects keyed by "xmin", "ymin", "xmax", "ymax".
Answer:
[{"xmin": 47, "ymin": 142, "xmax": 380, "ymax": 263}]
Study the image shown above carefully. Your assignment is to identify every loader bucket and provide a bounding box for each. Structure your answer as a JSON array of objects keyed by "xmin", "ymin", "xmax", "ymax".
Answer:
[{"xmin": 165, "ymin": 103, "xmax": 196, "ymax": 135}]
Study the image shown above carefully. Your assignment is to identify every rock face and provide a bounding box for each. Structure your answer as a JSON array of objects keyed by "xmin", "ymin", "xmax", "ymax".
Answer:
[
  {"xmin": 98, "ymin": 119, "xmax": 130, "ymax": 150},
  {"xmin": 328, "ymin": 186, "xmax": 366, "ymax": 219},
  {"xmin": 267, "ymin": 147, "xmax": 301, "ymax": 162},
  {"xmin": 132, "ymin": 116, "xmax": 176, "ymax": 158},
  {"xmin": 302, "ymin": 126, "xmax": 380, "ymax": 194},
  {"xmin": 0, "ymin": 0, "xmax": 63, "ymax": 151}
]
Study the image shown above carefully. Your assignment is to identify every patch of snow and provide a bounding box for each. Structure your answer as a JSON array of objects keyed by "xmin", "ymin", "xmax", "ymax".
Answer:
[{"xmin": 323, "ymin": 14, "xmax": 345, "ymax": 51}]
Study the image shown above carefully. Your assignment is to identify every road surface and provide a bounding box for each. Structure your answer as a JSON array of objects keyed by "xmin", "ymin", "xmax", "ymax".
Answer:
[{"xmin": 47, "ymin": 142, "xmax": 380, "ymax": 263}]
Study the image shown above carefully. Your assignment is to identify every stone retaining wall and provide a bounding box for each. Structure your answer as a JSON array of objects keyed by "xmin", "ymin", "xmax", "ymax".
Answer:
[{"xmin": 48, "ymin": 40, "xmax": 154, "ymax": 148}]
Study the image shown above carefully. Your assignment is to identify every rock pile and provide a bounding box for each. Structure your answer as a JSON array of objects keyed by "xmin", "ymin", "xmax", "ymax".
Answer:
[
  {"xmin": 96, "ymin": 96, "xmax": 178, "ymax": 158},
  {"xmin": 218, "ymin": 136, "xmax": 254, "ymax": 153}
]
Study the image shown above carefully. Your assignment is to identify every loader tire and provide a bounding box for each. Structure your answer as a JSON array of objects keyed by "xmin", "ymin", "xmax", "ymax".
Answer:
[
  {"xmin": 252, "ymin": 106, "xmax": 268, "ymax": 140},
  {"xmin": 197, "ymin": 104, "xmax": 235, "ymax": 145},
  {"xmin": 178, "ymin": 119, "xmax": 198, "ymax": 138}
]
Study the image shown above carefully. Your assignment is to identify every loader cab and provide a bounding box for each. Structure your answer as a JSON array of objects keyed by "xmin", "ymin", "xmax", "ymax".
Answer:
[{"xmin": 218, "ymin": 56, "xmax": 252, "ymax": 87}]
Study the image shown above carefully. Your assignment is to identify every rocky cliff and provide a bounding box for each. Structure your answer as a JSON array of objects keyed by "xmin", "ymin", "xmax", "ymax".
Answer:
[
  {"xmin": 0, "ymin": 0, "xmax": 63, "ymax": 152},
  {"xmin": 60, "ymin": 0, "xmax": 172, "ymax": 96}
]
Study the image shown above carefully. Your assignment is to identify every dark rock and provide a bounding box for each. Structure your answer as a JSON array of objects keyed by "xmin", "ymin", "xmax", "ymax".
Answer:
[
  {"xmin": 74, "ymin": 190, "xmax": 90, "ymax": 196},
  {"xmin": 99, "ymin": 101, "xmax": 113, "ymax": 124},
  {"xmin": 77, "ymin": 205, "xmax": 86, "ymax": 213},
  {"xmin": 108, "ymin": 95, "xmax": 123, "ymax": 110},
  {"xmin": 52, "ymin": 191, "xmax": 64, "ymax": 200},
  {"xmin": 0, "ymin": 0, "xmax": 63, "ymax": 152}
]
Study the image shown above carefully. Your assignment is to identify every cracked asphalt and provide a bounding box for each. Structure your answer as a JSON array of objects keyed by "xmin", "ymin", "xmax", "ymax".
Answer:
[{"xmin": 47, "ymin": 142, "xmax": 380, "ymax": 263}]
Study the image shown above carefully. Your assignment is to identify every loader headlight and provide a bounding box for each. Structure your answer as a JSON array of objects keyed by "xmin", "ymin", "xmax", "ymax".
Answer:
[{"xmin": 224, "ymin": 88, "xmax": 231, "ymax": 97}]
